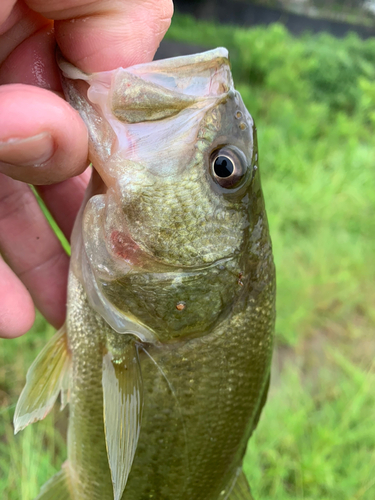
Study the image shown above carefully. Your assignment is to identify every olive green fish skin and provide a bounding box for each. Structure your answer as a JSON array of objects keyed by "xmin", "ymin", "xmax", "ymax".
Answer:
[{"xmin": 61, "ymin": 49, "xmax": 276, "ymax": 499}]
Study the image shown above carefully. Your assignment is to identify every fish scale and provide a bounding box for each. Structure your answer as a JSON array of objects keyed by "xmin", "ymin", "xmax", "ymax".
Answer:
[{"xmin": 121, "ymin": 167, "xmax": 243, "ymax": 266}]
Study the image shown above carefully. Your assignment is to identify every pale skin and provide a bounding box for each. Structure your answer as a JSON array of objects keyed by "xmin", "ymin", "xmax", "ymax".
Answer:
[{"xmin": 0, "ymin": 0, "xmax": 174, "ymax": 338}]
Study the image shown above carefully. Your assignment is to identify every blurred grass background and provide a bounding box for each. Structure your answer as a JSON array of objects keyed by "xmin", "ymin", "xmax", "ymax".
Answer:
[{"xmin": 1, "ymin": 13, "xmax": 375, "ymax": 500}]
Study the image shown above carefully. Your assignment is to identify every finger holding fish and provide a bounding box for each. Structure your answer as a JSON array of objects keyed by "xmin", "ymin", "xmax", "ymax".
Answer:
[
  {"xmin": 0, "ymin": 173, "xmax": 70, "ymax": 332},
  {"xmin": 0, "ymin": 0, "xmax": 174, "ymax": 338},
  {"xmin": 0, "ymin": 255, "xmax": 35, "ymax": 338},
  {"xmin": 0, "ymin": 0, "xmax": 174, "ymax": 183}
]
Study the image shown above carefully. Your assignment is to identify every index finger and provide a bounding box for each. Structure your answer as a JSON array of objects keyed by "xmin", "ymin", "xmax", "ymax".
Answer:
[{"xmin": 0, "ymin": 0, "xmax": 174, "ymax": 337}]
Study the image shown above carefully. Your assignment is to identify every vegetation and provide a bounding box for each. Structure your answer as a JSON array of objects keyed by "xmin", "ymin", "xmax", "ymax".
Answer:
[
  {"xmin": 243, "ymin": 0, "xmax": 375, "ymax": 26},
  {"xmin": 166, "ymin": 15, "xmax": 375, "ymax": 345},
  {"xmin": 1, "ymin": 15, "xmax": 375, "ymax": 499}
]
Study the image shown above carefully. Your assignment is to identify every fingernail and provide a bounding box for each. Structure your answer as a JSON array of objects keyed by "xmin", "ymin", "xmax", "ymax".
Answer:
[{"xmin": 0, "ymin": 132, "xmax": 55, "ymax": 167}]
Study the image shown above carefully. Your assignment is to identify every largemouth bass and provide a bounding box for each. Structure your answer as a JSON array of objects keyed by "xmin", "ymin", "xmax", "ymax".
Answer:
[{"xmin": 14, "ymin": 48, "xmax": 275, "ymax": 500}]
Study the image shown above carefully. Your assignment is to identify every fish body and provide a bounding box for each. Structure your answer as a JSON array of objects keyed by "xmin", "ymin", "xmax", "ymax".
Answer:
[{"xmin": 15, "ymin": 49, "xmax": 275, "ymax": 500}]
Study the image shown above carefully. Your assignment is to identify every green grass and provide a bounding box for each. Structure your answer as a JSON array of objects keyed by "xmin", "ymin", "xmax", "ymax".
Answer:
[
  {"xmin": 1, "ymin": 15, "xmax": 375, "ymax": 500},
  {"xmin": 0, "ymin": 317, "xmax": 66, "ymax": 500},
  {"xmin": 245, "ymin": 350, "xmax": 375, "ymax": 499},
  {"xmin": 0, "ymin": 410, "xmax": 66, "ymax": 500},
  {"xmin": 248, "ymin": 0, "xmax": 375, "ymax": 27}
]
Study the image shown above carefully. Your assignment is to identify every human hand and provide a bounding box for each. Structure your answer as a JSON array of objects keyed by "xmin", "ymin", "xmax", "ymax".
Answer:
[{"xmin": 0, "ymin": 0, "xmax": 173, "ymax": 338}]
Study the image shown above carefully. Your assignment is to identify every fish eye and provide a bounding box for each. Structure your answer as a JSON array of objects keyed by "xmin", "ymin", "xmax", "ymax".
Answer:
[{"xmin": 210, "ymin": 147, "xmax": 247, "ymax": 189}]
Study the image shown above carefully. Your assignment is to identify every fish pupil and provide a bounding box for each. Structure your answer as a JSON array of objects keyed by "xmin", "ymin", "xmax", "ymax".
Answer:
[{"xmin": 214, "ymin": 156, "xmax": 234, "ymax": 178}]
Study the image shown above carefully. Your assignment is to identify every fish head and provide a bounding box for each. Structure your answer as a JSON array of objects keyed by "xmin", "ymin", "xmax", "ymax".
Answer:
[{"xmin": 61, "ymin": 49, "xmax": 270, "ymax": 343}]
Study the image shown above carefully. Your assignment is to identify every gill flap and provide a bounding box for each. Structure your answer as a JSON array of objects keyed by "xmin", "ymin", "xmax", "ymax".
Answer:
[
  {"xmin": 14, "ymin": 325, "xmax": 71, "ymax": 434},
  {"xmin": 102, "ymin": 343, "xmax": 143, "ymax": 500}
]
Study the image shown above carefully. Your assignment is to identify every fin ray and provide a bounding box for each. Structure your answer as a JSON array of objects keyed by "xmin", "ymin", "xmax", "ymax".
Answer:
[
  {"xmin": 227, "ymin": 470, "xmax": 254, "ymax": 500},
  {"xmin": 103, "ymin": 342, "xmax": 143, "ymax": 500},
  {"xmin": 35, "ymin": 465, "xmax": 72, "ymax": 500},
  {"xmin": 14, "ymin": 326, "xmax": 71, "ymax": 434}
]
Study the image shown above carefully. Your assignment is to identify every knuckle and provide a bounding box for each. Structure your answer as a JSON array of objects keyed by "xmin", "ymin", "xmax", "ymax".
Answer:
[{"xmin": 142, "ymin": 0, "xmax": 174, "ymax": 35}]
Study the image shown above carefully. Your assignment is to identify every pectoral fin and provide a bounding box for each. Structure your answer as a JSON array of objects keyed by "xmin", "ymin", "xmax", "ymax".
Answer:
[
  {"xmin": 14, "ymin": 326, "xmax": 71, "ymax": 434},
  {"xmin": 102, "ymin": 342, "xmax": 143, "ymax": 500},
  {"xmin": 227, "ymin": 470, "xmax": 254, "ymax": 500},
  {"xmin": 35, "ymin": 464, "xmax": 73, "ymax": 500}
]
